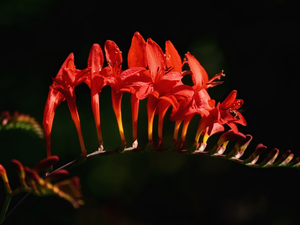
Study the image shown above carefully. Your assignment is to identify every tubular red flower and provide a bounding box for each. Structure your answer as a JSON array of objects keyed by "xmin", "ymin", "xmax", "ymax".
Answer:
[
  {"xmin": 43, "ymin": 53, "xmax": 88, "ymax": 159},
  {"xmin": 52, "ymin": 86, "xmax": 86, "ymax": 159},
  {"xmin": 127, "ymin": 32, "xmax": 147, "ymax": 143},
  {"xmin": 87, "ymin": 43, "xmax": 105, "ymax": 149},
  {"xmin": 103, "ymin": 40, "xmax": 146, "ymax": 147},
  {"xmin": 168, "ymin": 61, "xmax": 216, "ymax": 147},
  {"xmin": 43, "ymin": 54, "xmax": 69, "ymax": 157},
  {"xmin": 142, "ymin": 38, "xmax": 183, "ymax": 143}
]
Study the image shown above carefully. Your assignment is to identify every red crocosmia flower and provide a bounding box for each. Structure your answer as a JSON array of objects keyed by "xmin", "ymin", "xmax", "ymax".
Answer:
[
  {"xmin": 168, "ymin": 51, "xmax": 222, "ymax": 148},
  {"xmin": 219, "ymin": 90, "xmax": 247, "ymax": 128},
  {"xmin": 141, "ymin": 38, "xmax": 183, "ymax": 144},
  {"xmin": 171, "ymin": 87, "xmax": 215, "ymax": 149},
  {"xmin": 153, "ymin": 40, "xmax": 187, "ymax": 146},
  {"xmin": 166, "ymin": 52, "xmax": 225, "ymax": 148},
  {"xmin": 43, "ymin": 53, "xmax": 88, "ymax": 159},
  {"xmin": 101, "ymin": 40, "xmax": 145, "ymax": 147},
  {"xmin": 87, "ymin": 43, "xmax": 106, "ymax": 149},
  {"xmin": 127, "ymin": 32, "xmax": 147, "ymax": 144},
  {"xmin": 195, "ymin": 90, "xmax": 247, "ymax": 143},
  {"xmin": 164, "ymin": 51, "xmax": 224, "ymax": 149}
]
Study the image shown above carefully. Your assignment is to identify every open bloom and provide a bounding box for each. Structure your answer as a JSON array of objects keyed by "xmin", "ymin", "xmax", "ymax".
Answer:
[
  {"xmin": 43, "ymin": 53, "xmax": 88, "ymax": 158},
  {"xmin": 195, "ymin": 90, "xmax": 247, "ymax": 143},
  {"xmin": 142, "ymin": 38, "xmax": 183, "ymax": 144},
  {"xmin": 169, "ymin": 52, "xmax": 224, "ymax": 148}
]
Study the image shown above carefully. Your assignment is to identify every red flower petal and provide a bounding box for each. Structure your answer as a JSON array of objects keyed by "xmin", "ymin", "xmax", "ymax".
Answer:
[
  {"xmin": 220, "ymin": 90, "xmax": 237, "ymax": 109},
  {"xmin": 88, "ymin": 43, "xmax": 104, "ymax": 74},
  {"xmin": 146, "ymin": 38, "xmax": 166, "ymax": 83},
  {"xmin": 185, "ymin": 52, "xmax": 209, "ymax": 92},
  {"xmin": 33, "ymin": 156, "xmax": 59, "ymax": 172},
  {"xmin": 165, "ymin": 40, "xmax": 182, "ymax": 73},
  {"xmin": 104, "ymin": 40, "xmax": 122, "ymax": 77},
  {"xmin": 128, "ymin": 32, "xmax": 147, "ymax": 68}
]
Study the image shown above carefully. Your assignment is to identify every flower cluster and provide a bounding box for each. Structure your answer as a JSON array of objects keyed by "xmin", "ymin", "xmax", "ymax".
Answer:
[{"xmin": 43, "ymin": 32, "xmax": 300, "ymax": 168}]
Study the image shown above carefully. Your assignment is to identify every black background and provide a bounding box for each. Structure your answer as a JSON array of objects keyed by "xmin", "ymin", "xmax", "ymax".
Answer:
[{"xmin": 0, "ymin": 0, "xmax": 299, "ymax": 224}]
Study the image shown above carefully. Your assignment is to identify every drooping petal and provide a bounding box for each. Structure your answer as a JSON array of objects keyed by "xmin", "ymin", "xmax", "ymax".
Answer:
[
  {"xmin": 128, "ymin": 32, "xmax": 147, "ymax": 68},
  {"xmin": 165, "ymin": 40, "xmax": 182, "ymax": 73}
]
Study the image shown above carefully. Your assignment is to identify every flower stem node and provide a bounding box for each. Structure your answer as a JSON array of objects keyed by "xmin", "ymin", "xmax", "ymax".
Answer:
[
  {"xmin": 145, "ymin": 142, "xmax": 154, "ymax": 152},
  {"xmin": 168, "ymin": 140, "xmax": 178, "ymax": 152},
  {"xmin": 97, "ymin": 142, "xmax": 104, "ymax": 152},
  {"xmin": 196, "ymin": 142, "xmax": 207, "ymax": 153},
  {"xmin": 131, "ymin": 139, "xmax": 138, "ymax": 149},
  {"xmin": 78, "ymin": 150, "xmax": 87, "ymax": 163},
  {"xmin": 188, "ymin": 141, "xmax": 199, "ymax": 154},
  {"xmin": 117, "ymin": 140, "xmax": 127, "ymax": 153}
]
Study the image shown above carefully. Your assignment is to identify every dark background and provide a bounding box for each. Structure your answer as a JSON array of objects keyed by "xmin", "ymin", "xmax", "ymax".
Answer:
[{"xmin": 0, "ymin": 0, "xmax": 299, "ymax": 224}]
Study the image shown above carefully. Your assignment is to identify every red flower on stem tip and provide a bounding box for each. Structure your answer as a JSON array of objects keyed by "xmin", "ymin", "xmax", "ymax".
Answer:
[
  {"xmin": 168, "ymin": 52, "xmax": 223, "ymax": 149},
  {"xmin": 43, "ymin": 53, "xmax": 88, "ymax": 159},
  {"xmin": 194, "ymin": 90, "xmax": 247, "ymax": 144}
]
